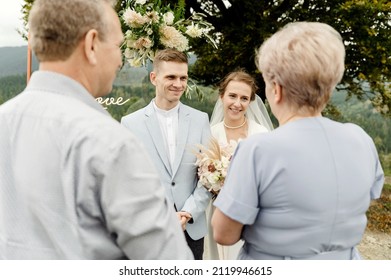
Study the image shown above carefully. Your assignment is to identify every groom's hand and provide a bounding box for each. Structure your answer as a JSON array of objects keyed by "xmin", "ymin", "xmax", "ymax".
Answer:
[{"xmin": 177, "ymin": 211, "xmax": 192, "ymax": 231}]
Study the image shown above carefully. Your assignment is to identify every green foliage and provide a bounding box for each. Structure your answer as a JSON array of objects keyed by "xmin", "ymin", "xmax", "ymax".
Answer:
[
  {"xmin": 21, "ymin": 0, "xmax": 390, "ymax": 114},
  {"xmin": 366, "ymin": 183, "xmax": 391, "ymax": 233},
  {"xmin": 326, "ymin": 91, "xmax": 391, "ymax": 155},
  {"xmin": 172, "ymin": 0, "xmax": 391, "ymax": 116},
  {"xmin": 114, "ymin": 64, "xmax": 148, "ymax": 86},
  {"xmin": 18, "ymin": 0, "xmax": 33, "ymax": 41},
  {"xmin": 173, "ymin": 0, "xmax": 186, "ymax": 21},
  {"xmin": 0, "ymin": 75, "xmax": 26, "ymax": 105},
  {"xmin": 118, "ymin": 0, "xmax": 217, "ymax": 67},
  {"xmin": 380, "ymin": 154, "xmax": 391, "ymax": 176},
  {"xmin": 1, "ymin": 71, "xmax": 389, "ymax": 174},
  {"xmin": 103, "ymin": 81, "xmax": 155, "ymax": 121},
  {"xmin": 181, "ymin": 85, "xmax": 218, "ymax": 118}
]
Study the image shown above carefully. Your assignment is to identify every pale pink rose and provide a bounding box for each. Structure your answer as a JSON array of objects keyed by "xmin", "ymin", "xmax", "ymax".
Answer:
[{"xmin": 134, "ymin": 37, "xmax": 153, "ymax": 49}]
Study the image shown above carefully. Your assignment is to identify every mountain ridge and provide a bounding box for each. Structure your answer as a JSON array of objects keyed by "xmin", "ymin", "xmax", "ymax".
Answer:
[
  {"xmin": 0, "ymin": 46, "xmax": 39, "ymax": 77},
  {"xmin": 0, "ymin": 46, "xmax": 151, "ymax": 86}
]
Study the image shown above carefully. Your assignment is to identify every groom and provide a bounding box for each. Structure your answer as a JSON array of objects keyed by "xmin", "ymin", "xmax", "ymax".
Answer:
[{"xmin": 121, "ymin": 48, "xmax": 212, "ymax": 259}]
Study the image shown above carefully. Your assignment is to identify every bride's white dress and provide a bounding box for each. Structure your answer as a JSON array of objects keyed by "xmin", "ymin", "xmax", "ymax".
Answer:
[{"xmin": 203, "ymin": 119, "xmax": 269, "ymax": 260}]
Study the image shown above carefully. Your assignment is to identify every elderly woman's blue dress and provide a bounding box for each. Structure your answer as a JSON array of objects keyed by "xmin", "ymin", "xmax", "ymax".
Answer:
[{"xmin": 214, "ymin": 117, "xmax": 384, "ymax": 260}]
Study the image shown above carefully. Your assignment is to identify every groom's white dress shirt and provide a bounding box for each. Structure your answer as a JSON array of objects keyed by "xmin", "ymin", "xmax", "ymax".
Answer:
[{"xmin": 153, "ymin": 101, "xmax": 179, "ymax": 167}]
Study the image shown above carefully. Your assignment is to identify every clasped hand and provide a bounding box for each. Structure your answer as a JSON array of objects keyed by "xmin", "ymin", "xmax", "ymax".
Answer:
[{"xmin": 176, "ymin": 211, "xmax": 192, "ymax": 231}]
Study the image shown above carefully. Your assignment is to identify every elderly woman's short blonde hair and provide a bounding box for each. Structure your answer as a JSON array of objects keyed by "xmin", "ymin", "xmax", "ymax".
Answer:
[{"xmin": 256, "ymin": 22, "xmax": 345, "ymax": 113}]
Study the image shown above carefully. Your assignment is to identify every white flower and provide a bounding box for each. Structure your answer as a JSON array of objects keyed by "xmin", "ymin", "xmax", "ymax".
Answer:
[
  {"xmin": 206, "ymin": 172, "xmax": 219, "ymax": 185},
  {"xmin": 120, "ymin": 0, "xmax": 217, "ymax": 67},
  {"xmin": 128, "ymin": 57, "xmax": 143, "ymax": 67},
  {"xmin": 221, "ymin": 156, "xmax": 230, "ymax": 168},
  {"xmin": 124, "ymin": 48, "xmax": 133, "ymax": 59},
  {"xmin": 185, "ymin": 23, "xmax": 203, "ymax": 38},
  {"xmin": 122, "ymin": 8, "xmax": 149, "ymax": 28},
  {"xmin": 194, "ymin": 138, "xmax": 235, "ymax": 197},
  {"xmin": 126, "ymin": 38, "xmax": 136, "ymax": 48},
  {"xmin": 147, "ymin": 28, "xmax": 153, "ymax": 35},
  {"xmin": 159, "ymin": 25, "xmax": 189, "ymax": 52},
  {"xmin": 147, "ymin": 49, "xmax": 157, "ymax": 61},
  {"xmin": 163, "ymin": 12, "xmax": 174, "ymax": 25}
]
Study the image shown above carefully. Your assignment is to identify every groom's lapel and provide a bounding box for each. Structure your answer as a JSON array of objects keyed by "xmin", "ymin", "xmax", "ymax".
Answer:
[
  {"xmin": 145, "ymin": 104, "xmax": 172, "ymax": 175},
  {"xmin": 172, "ymin": 104, "xmax": 190, "ymax": 176}
]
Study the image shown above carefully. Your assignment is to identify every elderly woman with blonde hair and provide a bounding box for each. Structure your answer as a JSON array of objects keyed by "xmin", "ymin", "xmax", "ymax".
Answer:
[{"xmin": 211, "ymin": 22, "xmax": 384, "ymax": 260}]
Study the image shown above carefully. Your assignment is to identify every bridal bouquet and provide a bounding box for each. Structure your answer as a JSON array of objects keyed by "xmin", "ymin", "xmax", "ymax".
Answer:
[
  {"xmin": 120, "ymin": 0, "xmax": 217, "ymax": 67},
  {"xmin": 194, "ymin": 138, "xmax": 237, "ymax": 199}
]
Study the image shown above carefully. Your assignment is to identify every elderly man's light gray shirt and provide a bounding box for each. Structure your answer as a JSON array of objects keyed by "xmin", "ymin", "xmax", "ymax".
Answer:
[{"xmin": 0, "ymin": 71, "xmax": 193, "ymax": 260}]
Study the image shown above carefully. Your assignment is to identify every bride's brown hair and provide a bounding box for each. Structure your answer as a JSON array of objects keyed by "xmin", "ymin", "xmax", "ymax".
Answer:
[{"xmin": 218, "ymin": 69, "xmax": 258, "ymax": 101}]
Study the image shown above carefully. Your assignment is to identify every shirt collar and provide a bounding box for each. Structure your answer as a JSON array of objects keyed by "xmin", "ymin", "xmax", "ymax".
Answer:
[
  {"xmin": 26, "ymin": 71, "xmax": 110, "ymax": 117},
  {"xmin": 152, "ymin": 99, "xmax": 180, "ymax": 117}
]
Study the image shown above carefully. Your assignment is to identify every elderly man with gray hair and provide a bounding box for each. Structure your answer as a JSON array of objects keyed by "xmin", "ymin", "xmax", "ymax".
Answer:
[{"xmin": 0, "ymin": 0, "xmax": 193, "ymax": 260}]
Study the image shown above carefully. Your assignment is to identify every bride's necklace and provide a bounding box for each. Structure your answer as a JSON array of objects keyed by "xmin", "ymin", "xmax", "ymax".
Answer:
[{"xmin": 223, "ymin": 118, "xmax": 247, "ymax": 129}]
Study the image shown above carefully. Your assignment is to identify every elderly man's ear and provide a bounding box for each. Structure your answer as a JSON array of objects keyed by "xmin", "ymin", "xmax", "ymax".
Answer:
[{"xmin": 83, "ymin": 29, "xmax": 99, "ymax": 65}]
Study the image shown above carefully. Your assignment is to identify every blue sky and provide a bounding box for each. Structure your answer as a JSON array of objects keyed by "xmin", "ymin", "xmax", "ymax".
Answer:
[{"xmin": 0, "ymin": 0, "xmax": 27, "ymax": 47}]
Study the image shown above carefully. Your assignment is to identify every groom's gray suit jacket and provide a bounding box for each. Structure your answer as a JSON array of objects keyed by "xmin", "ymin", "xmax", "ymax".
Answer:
[{"xmin": 121, "ymin": 101, "xmax": 212, "ymax": 240}]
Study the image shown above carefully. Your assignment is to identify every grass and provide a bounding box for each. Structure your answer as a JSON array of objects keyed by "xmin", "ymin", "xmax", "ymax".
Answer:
[{"xmin": 366, "ymin": 182, "xmax": 391, "ymax": 233}]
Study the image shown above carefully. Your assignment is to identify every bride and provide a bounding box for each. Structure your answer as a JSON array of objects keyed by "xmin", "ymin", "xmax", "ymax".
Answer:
[{"xmin": 203, "ymin": 70, "xmax": 273, "ymax": 260}]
